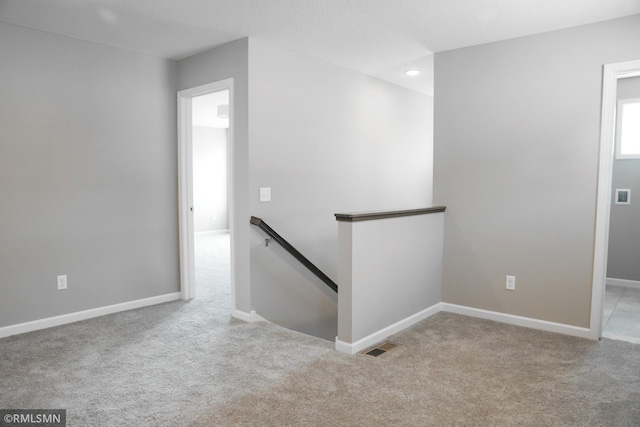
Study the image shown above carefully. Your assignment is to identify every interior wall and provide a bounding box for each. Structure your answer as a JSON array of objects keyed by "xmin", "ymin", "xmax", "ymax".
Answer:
[
  {"xmin": 0, "ymin": 22, "xmax": 179, "ymax": 328},
  {"xmin": 248, "ymin": 39, "xmax": 434, "ymax": 340},
  {"xmin": 177, "ymin": 38, "xmax": 251, "ymax": 313},
  {"xmin": 608, "ymin": 76, "xmax": 640, "ymax": 281},
  {"xmin": 434, "ymin": 15, "xmax": 640, "ymax": 328},
  {"xmin": 193, "ymin": 126, "xmax": 228, "ymax": 233}
]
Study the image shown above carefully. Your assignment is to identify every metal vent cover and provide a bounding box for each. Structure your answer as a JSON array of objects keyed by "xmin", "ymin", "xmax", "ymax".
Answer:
[{"xmin": 364, "ymin": 342, "xmax": 397, "ymax": 356}]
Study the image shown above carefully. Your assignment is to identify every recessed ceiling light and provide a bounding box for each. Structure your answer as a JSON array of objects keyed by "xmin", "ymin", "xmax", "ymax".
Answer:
[{"xmin": 405, "ymin": 69, "xmax": 421, "ymax": 77}]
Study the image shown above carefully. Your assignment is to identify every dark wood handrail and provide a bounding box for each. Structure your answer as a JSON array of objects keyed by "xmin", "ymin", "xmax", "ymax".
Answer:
[
  {"xmin": 335, "ymin": 206, "xmax": 446, "ymax": 222},
  {"xmin": 250, "ymin": 216, "xmax": 338, "ymax": 293}
]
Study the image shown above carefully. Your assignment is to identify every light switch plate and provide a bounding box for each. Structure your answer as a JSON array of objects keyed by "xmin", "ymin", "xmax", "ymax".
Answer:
[
  {"xmin": 506, "ymin": 275, "xmax": 515, "ymax": 291},
  {"xmin": 259, "ymin": 187, "xmax": 271, "ymax": 202}
]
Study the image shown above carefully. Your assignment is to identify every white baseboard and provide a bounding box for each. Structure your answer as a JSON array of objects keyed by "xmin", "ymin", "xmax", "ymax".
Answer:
[
  {"xmin": 232, "ymin": 310, "xmax": 267, "ymax": 323},
  {"xmin": 606, "ymin": 277, "xmax": 640, "ymax": 290},
  {"xmin": 251, "ymin": 311, "xmax": 267, "ymax": 322},
  {"xmin": 440, "ymin": 303, "xmax": 593, "ymax": 339},
  {"xmin": 335, "ymin": 302, "xmax": 595, "ymax": 355},
  {"xmin": 232, "ymin": 309, "xmax": 252, "ymax": 322},
  {"xmin": 195, "ymin": 229, "xmax": 230, "ymax": 236},
  {"xmin": 335, "ymin": 303, "xmax": 443, "ymax": 355},
  {"xmin": 0, "ymin": 292, "xmax": 182, "ymax": 339}
]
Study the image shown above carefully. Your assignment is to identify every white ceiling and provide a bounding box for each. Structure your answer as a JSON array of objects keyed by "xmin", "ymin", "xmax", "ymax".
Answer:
[{"xmin": 1, "ymin": 0, "xmax": 639, "ymax": 95}]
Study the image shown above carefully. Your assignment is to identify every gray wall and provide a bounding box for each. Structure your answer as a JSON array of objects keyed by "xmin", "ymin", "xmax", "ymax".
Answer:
[
  {"xmin": 177, "ymin": 38, "xmax": 251, "ymax": 313},
  {"xmin": 248, "ymin": 39, "xmax": 434, "ymax": 340},
  {"xmin": 434, "ymin": 15, "xmax": 640, "ymax": 327},
  {"xmin": 338, "ymin": 213, "xmax": 444, "ymax": 346},
  {"xmin": 608, "ymin": 76, "xmax": 640, "ymax": 281},
  {"xmin": 0, "ymin": 22, "xmax": 179, "ymax": 327},
  {"xmin": 193, "ymin": 127, "xmax": 228, "ymax": 232}
]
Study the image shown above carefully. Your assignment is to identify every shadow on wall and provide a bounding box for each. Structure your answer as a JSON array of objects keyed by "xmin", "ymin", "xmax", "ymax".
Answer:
[{"xmin": 250, "ymin": 227, "xmax": 338, "ymax": 341}]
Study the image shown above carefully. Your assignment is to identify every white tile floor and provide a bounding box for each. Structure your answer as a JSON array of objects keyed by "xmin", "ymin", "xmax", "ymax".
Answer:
[{"xmin": 602, "ymin": 285, "xmax": 640, "ymax": 344}]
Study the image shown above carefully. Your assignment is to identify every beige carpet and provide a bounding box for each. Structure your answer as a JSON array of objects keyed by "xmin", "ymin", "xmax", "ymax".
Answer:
[
  {"xmin": 194, "ymin": 312, "xmax": 640, "ymax": 426},
  {"xmin": 2, "ymin": 234, "xmax": 639, "ymax": 425}
]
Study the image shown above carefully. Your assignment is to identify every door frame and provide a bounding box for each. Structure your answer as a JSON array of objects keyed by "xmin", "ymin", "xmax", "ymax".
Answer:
[
  {"xmin": 590, "ymin": 59, "xmax": 640, "ymax": 339},
  {"xmin": 177, "ymin": 79, "xmax": 235, "ymax": 305}
]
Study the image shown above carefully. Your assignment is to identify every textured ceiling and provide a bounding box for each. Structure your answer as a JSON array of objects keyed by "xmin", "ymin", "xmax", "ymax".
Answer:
[{"xmin": 1, "ymin": 0, "xmax": 639, "ymax": 95}]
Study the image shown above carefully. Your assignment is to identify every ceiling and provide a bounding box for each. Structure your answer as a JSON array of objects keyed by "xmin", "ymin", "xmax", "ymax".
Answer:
[{"xmin": 1, "ymin": 0, "xmax": 639, "ymax": 95}]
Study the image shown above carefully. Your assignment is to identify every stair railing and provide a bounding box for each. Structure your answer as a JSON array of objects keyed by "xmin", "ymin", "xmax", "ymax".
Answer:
[{"xmin": 250, "ymin": 216, "xmax": 338, "ymax": 293}]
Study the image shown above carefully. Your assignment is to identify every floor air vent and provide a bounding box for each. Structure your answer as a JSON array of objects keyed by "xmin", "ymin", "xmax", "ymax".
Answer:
[{"xmin": 364, "ymin": 342, "xmax": 397, "ymax": 356}]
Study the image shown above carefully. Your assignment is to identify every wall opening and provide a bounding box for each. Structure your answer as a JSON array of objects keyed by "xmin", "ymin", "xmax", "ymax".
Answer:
[
  {"xmin": 593, "ymin": 59, "xmax": 640, "ymax": 342},
  {"xmin": 177, "ymin": 79, "xmax": 236, "ymax": 314},
  {"xmin": 602, "ymin": 76, "xmax": 640, "ymax": 344},
  {"xmin": 191, "ymin": 90, "xmax": 231, "ymax": 304}
]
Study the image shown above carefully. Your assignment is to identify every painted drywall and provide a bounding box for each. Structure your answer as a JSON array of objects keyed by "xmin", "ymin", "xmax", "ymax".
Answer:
[
  {"xmin": 337, "ymin": 213, "xmax": 444, "ymax": 344},
  {"xmin": 193, "ymin": 126, "xmax": 229, "ymax": 232},
  {"xmin": 248, "ymin": 39, "xmax": 434, "ymax": 340},
  {"xmin": 177, "ymin": 38, "xmax": 251, "ymax": 313},
  {"xmin": 434, "ymin": 15, "xmax": 640, "ymax": 327},
  {"xmin": 0, "ymin": 22, "xmax": 179, "ymax": 327},
  {"xmin": 608, "ymin": 76, "xmax": 640, "ymax": 281}
]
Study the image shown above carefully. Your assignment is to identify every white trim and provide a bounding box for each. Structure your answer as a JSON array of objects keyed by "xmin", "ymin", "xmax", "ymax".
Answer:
[
  {"xmin": 335, "ymin": 302, "xmax": 597, "ymax": 355},
  {"xmin": 335, "ymin": 303, "xmax": 443, "ymax": 355},
  {"xmin": 232, "ymin": 310, "xmax": 252, "ymax": 322},
  {"xmin": 0, "ymin": 293, "xmax": 182, "ymax": 339},
  {"xmin": 194, "ymin": 229, "xmax": 230, "ymax": 236},
  {"xmin": 177, "ymin": 79, "xmax": 236, "ymax": 310},
  {"xmin": 606, "ymin": 278, "xmax": 640, "ymax": 290},
  {"xmin": 177, "ymin": 91, "xmax": 195, "ymax": 300},
  {"xmin": 251, "ymin": 311, "xmax": 267, "ymax": 322},
  {"xmin": 592, "ymin": 59, "xmax": 640, "ymax": 341},
  {"xmin": 440, "ymin": 303, "xmax": 592, "ymax": 339},
  {"xmin": 232, "ymin": 310, "xmax": 268, "ymax": 323}
]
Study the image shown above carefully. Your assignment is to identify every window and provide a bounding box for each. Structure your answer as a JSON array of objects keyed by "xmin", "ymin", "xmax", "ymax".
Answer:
[{"xmin": 616, "ymin": 98, "xmax": 640, "ymax": 159}]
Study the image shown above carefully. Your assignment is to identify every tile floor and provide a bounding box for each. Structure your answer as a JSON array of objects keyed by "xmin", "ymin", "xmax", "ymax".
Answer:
[{"xmin": 602, "ymin": 285, "xmax": 640, "ymax": 344}]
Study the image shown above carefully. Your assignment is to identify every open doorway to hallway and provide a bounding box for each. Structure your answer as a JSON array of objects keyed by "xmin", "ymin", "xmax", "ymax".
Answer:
[
  {"xmin": 191, "ymin": 90, "xmax": 231, "ymax": 306},
  {"xmin": 602, "ymin": 75, "xmax": 640, "ymax": 344},
  {"xmin": 177, "ymin": 79, "xmax": 236, "ymax": 312}
]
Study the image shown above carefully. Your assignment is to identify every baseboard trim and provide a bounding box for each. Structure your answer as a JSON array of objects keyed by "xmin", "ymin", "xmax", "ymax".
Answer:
[
  {"xmin": 440, "ymin": 303, "xmax": 592, "ymax": 339},
  {"xmin": 0, "ymin": 292, "xmax": 182, "ymax": 339},
  {"xmin": 335, "ymin": 302, "xmax": 595, "ymax": 354},
  {"xmin": 335, "ymin": 303, "xmax": 443, "ymax": 355},
  {"xmin": 195, "ymin": 230, "xmax": 230, "ymax": 236},
  {"xmin": 232, "ymin": 310, "xmax": 267, "ymax": 323},
  {"xmin": 232, "ymin": 309, "xmax": 252, "ymax": 322},
  {"xmin": 250, "ymin": 311, "xmax": 267, "ymax": 322},
  {"xmin": 606, "ymin": 277, "xmax": 640, "ymax": 290}
]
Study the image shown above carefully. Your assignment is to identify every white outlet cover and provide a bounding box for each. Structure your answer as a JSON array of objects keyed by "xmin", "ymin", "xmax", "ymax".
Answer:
[
  {"xmin": 57, "ymin": 275, "xmax": 68, "ymax": 290},
  {"xmin": 259, "ymin": 187, "xmax": 271, "ymax": 202}
]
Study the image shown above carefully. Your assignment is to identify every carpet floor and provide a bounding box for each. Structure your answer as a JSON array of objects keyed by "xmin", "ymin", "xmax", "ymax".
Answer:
[
  {"xmin": 197, "ymin": 312, "xmax": 640, "ymax": 426},
  {"xmin": 2, "ymin": 233, "xmax": 640, "ymax": 426}
]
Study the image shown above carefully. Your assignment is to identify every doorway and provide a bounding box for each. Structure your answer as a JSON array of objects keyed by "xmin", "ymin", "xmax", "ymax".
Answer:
[
  {"xmin": 591, "ymin": 60, "xmax": 640, "ymax": 341},
  {"xmin": 177, "ymin": 80, "xmax": 235, "ymax": 310},
  {"xmin": 601, "ymin": 75, "xmax": 640, "ymax": 344}
]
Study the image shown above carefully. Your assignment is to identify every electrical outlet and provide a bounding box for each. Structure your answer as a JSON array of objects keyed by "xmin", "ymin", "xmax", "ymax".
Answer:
[
  {"xmin": 57, "ymin": 275, "xmax": 67, "ymax": 290},
  {"xmin": 259, "ymin": 187, "xmax": 271, "ymax": 202},
  {"xmin": 506, "ymin": 275, "xmax": 515, "ymax": 291}
]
